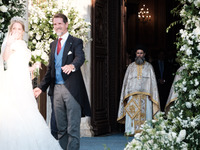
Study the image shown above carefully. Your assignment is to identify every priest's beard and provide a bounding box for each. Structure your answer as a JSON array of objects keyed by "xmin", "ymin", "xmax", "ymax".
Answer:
[{"xmin": 135, "ymin": 56, "xmax": 145, "ymax": 65}]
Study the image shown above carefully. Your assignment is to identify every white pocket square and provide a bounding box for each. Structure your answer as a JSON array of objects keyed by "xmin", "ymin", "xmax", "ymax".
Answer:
[{"xmin": 68, "ymin": 51, "xmax": 72, "ymax": 55}]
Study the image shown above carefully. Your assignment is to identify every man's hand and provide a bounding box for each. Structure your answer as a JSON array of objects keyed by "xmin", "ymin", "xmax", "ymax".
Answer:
[
  {"xmin": 61, "ymin": 64, "xmax": 75, "ymax": 75},
  {"xmin": 33, "ymin": 87, "xmax": 42, "ymax": 98}
]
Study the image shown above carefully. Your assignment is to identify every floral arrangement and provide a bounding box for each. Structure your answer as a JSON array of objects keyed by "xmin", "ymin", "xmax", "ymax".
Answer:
[
  {"xmin": 125, "ymin": 0, "xmax": 200, "ymax": 149},
  {"xmin": 125, "ymin": 113, "xmax": 188, "ymax": 150},
  {"xmin": 0, "ymin": 0, "xmax": 26, "ymax": 49},
  {"xmin": 28, "ymin": 0, "xmax": 91, "ymax": 76}
]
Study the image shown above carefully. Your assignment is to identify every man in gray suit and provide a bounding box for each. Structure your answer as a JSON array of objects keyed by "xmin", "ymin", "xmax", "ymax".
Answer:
[{"xmin": 34, "ymin": 13, "xmax": 91, "ymax": 150}]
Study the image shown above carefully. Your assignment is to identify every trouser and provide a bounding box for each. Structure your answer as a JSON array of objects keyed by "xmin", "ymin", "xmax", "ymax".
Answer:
[
  {"xmin": 50, "ymin": 96, "xmax": 58, "ymax": 139},
  {"xmin": 54, "ymin": 84, "xmax": 81, "ymax": 150}
]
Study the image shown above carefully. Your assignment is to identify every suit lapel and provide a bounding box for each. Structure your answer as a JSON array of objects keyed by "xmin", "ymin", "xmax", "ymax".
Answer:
[
  {"xmin": 51, "ymin": 39, "xmax": 57, "ymax": 64},
  {"xmin": 62, "ymin": 34, "xmax": 73, "ymax": 65}
]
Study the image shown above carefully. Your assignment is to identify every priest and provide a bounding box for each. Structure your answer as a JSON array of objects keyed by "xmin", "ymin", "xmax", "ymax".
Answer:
[{"xmin": 117, "ymin": 45, "xmax": 160, "ymax": 136}]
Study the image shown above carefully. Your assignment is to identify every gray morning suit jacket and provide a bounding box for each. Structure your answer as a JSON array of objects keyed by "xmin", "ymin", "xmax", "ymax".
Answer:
[{"xmin": 38, "ymin": 34, "xmax": 91, "ymax": 117}]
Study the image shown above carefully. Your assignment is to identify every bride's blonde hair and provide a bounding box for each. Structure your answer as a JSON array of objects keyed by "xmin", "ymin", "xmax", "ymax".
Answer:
[{"xmin": 8, "ymin": 17, "xmax": 25, "ymax": 33}]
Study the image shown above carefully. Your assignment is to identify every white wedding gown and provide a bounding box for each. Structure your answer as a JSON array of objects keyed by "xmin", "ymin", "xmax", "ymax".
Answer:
[{"xmin": 0, "ymin": 40, "xmax": 62, "ymax": 150}]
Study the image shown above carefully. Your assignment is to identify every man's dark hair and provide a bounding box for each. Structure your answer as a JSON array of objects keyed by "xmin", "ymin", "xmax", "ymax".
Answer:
[{"xmin": 53, "ymin": 13, "xmax": 68, "ymax": 23}]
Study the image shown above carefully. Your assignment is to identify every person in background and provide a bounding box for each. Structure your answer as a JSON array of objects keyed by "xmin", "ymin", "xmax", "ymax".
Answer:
[
  {"xmin": 117, "ymin": 45, "xmax": 160, "ymax": 136},
  {"xmin": 152, "ymin": 51, "xmax": 171, "ymax": 111},
  {"xmin": 165, "ymin": 66, "xmax": 184, "ymax": 114}
]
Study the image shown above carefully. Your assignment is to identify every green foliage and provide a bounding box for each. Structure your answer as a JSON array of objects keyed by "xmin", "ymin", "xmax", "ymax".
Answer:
[
  {"xmin": 103, "ymin": 144, "xmax": 111, "ymax": 150},
  {"xmin": 166, "ymin": 20, "xmax": 182, "ymax": 33}
]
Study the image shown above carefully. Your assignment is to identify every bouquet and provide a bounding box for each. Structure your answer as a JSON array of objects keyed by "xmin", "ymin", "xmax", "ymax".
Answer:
[{"xmin": 31, "ymin": 49, "xmax": 49, "ymax": 77}]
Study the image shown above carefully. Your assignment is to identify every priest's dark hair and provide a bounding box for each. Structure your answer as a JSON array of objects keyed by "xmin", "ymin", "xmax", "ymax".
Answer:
[{"xmin": 133, "ymin": 44, "xmax": 148, "ymax": 54}]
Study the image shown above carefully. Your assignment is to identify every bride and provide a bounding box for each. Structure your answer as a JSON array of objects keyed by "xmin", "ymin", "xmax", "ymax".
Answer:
[{"xmin": 0, "ymin": 17, "xmax": 62, "ymax": 150}]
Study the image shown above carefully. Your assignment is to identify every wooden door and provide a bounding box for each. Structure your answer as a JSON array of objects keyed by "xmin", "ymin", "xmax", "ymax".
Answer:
[{"xmin": 91, "ymin": 0, "xmax": 110, "ymax": 135}]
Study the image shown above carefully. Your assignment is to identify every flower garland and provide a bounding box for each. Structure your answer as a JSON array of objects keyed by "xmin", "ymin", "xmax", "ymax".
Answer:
[
  {"xmin": 125, "ymin": 0, "xmax": 200, "ymax": 149},
  {"xmin": 28, "ymin": 0, "xmax": 91, "ymax": 76},
  {"xmin": 0, "ymin": 0, "xmax": 26, "ymax": 49}
]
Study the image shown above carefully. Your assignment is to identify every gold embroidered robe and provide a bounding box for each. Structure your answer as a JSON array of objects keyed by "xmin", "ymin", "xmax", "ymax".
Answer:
[
  {"xmin": 165, "ymin": 66, "xmax": 184, "ymax": 113},
  {"xmin": 117, "ymin": 61, "xmax": 160, "ymax": 135}
]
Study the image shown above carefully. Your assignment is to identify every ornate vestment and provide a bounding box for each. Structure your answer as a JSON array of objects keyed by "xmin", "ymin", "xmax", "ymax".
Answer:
[
  {"xmin": 165, "ymin": 66, "xmax": 184, "ymax": 113},
  {"xmin": 117, "ymin": 61, "xmax": 160, "ymax": 135}
]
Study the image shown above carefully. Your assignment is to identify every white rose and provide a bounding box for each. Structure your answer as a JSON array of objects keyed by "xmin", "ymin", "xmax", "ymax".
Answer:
[
  {"xmin": 194, "ymin": 0, "xmax": 200, "ymax": 8},
  {"xmin": 41, "ymin": 52, "xmax": 48, "ymax": 60},
  {"xmin": 170, "ymin": 131, "xmax": 177, "ymax": 139},
  {"xmin": 186, "ymin": 49, "xmax": 192, "ymax": 56},
  {"xmin": 146, "ymin": 129, "xmax": 152, "ymax": 133},
  {"xmin": 134, "ymin": 133, "xmax": 141, "ymax": 139},
  {"xmin": 31, "ymin": 51, "xmax": 37, "ymax": 58},
  {"xmin": 194, "ymin": 79, "xmax": 199, "ymax": 86},
  {"xmin": 183, "ymin": 87, "xmax": 187, "ymax": 92},
  {"xmin": 197, "ymin": 44, "xmax": 200, "ymax": 50},
  {"xmin": 35, "ymin": 50, "xmax": 42, "ymax": 56},
  {"xmin": 33, "ymin": 17, "xmax": 38, "ymax": 24},
  {"xmin": 29, "ymin": 31, "xmax": 34, "ymax": 37},
  {"xmin": 191, "ymin": 120, "xmax": 196, "ymax": 128},
  {"xmin": 193, "ymin": 27, "xmax": 200, "ymax": 36},
  {"xmin": 177, "ymin": 130, "xmax": 186, "ymax": 143},
  {"xmin": 36, "ymin": 34, "xmax": 42, "ymax": 40},
  {"xmin": 188, "ymin": 40, "xmax": 193, "ymax": 45},
  {"xmin": 180, "ymin": 9, "xmax": 186, "ymax": 17},
  {"xmin": 188, "ymin": 0, "xmax": 193, "ymax": 3},
  {"xmin": 32, "ymin": 39, "xmax": 37, "ymax": 44},
  {"xmin": 0, "ymin": 5, "xmax": 8, "ymax": 12},
  {"xmin": 159, "ymin": 131, "xmax": 166, "ymax": 135},
  {"xmin": 186, "ymin": 102, "xmax": 192, "ymax": 108}
]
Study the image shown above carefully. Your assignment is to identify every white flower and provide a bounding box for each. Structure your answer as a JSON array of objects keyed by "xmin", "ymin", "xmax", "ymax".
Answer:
[
  {"xmin": 191, "ymin": 120, "xmax": 197, "ymax": 128},
  {"xmin": 170, "ymin": 131, "xmax": 177, "ymax": 139},
  {"xmin": 0, "ymin": 5, "xmax": 8, "ymax": 12},
  {"xmin": 36, "ymin": 34, "xmax": 42, "ymax": 40},
  {"xmin": 186, "ymin": 102, "xmax": 192, "ymax": 108},
  {"xmin": 197, "ymin": 44, "xmax": 200, "ymax": 51},
  {"xmin": 188, "ymin": 40, "xmax": 193, "ymax": 45},
  {"xmin": 183, "ymin": 87, "xmax": 187, "ymax": 92},
  {"xmin": 180, "ymin": 8, "xmax": 186, "ymax": 17},
  {"xmin": 180, "ymin": 44, "xmax": 188, "ymax": 51},
  {"xmin": 193, "ymin": 27, "xmax": 200, "ymax": 36},
  {"xmin": 134, "ymin": 133, "xmax": 141, "ymax": 139},
  {"xmin": 29, "ymin": 31, "xmax": 34, "ymax": 37},
  {"xmin": 182, "ymin": 79, "xmax": 186, "ymax": 85},
  {"xmin": 177, "ymin": 130, "xmax": 186, "ymax": 143},
  {"xmin": 41, "ymin": 52, "xmax": 49, "ymax": 63},
  {"xmin": 186, "ymin": 49, "xmax": 192, "ymax": 56},
  {"xmin": 194, "ymin": 78, "xmax": 199, "ymax": 86},
  {"xmin": 194, "ymin": 0, "xmax": 200, "ymax": 8},
  {"xmin": 146, "ymin": 129, "xmax": 153, "ymax": 133},
  {"xmin": 35, "ymin": 49, "xmax": 42, "ymax": 56},
  {"xmin": 32, "ymin": 39, "xmax": 37, "ymax": 44},
  {"xmin": 152, "ymin": 120, "xmax": 156, "ymax": 123}
]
